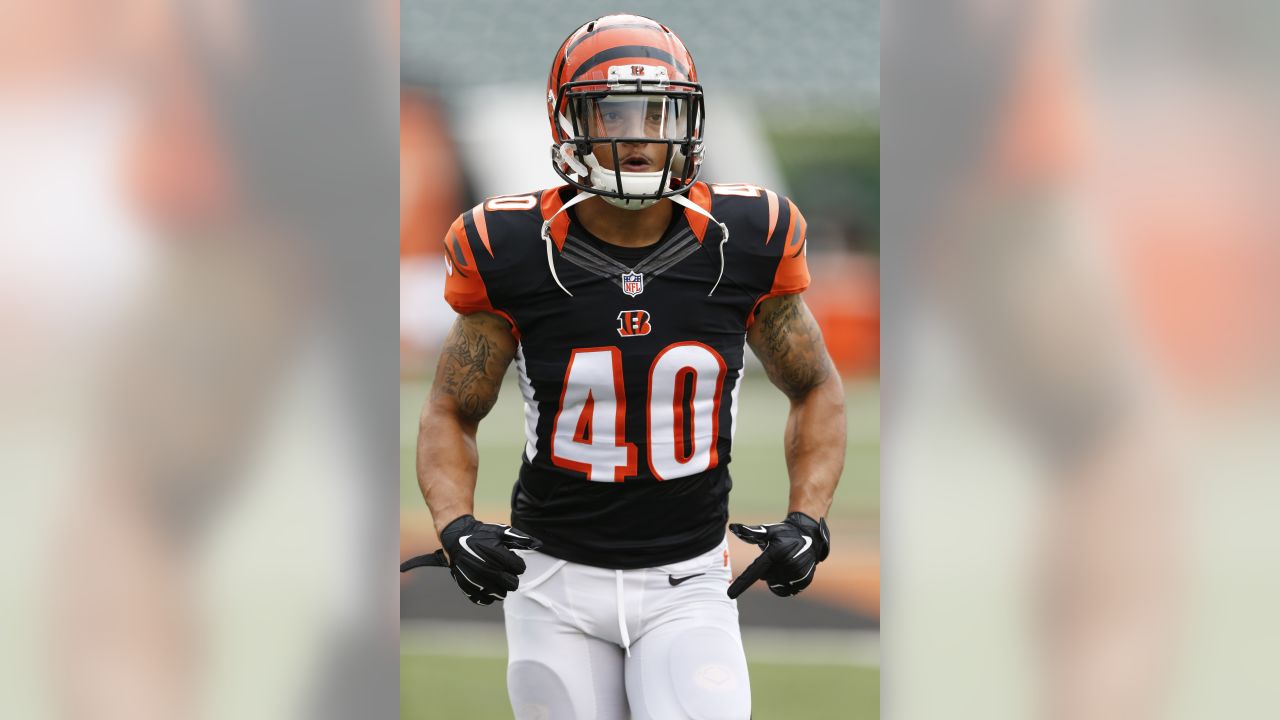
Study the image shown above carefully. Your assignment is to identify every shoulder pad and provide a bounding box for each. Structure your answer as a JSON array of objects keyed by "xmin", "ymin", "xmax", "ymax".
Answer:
[
  {"xmin": 703, "ymin": 184, "xmax": 810, "ymax": 326},
  {"xmin": 440, "ymin": 211, "xmax": 495, "ymax": 315},
  {"xmin": 466, "ymin": 191, "xmax": 549, "ymax": 258},
  {"xmin": 441, "ymin": 187, "xmax": 570, "ymax": 317},
  {"xmin": 705, "ymin": 183, "xmax": 805, "ymax": 252}
]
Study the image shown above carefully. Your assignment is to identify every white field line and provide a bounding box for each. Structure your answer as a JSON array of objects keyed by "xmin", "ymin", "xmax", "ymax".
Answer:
[{"xmin": 400, "ymin": 619, "xmax": 879, "ymax": 667}]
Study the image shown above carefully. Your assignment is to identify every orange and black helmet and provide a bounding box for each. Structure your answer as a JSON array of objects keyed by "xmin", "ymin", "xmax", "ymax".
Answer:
[{"xmin": 546, "ymin": 14, "xmax": 705, "ymax": 206}]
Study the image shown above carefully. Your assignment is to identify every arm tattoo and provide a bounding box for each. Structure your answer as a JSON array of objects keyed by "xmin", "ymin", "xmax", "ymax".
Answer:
[
  {"xmin": 750, "ymin": 294, "xmax": 833, "ymax": 399},
  {"xmin": 432, "ymin": 314, "xmax": 514, "ymax": 423}
]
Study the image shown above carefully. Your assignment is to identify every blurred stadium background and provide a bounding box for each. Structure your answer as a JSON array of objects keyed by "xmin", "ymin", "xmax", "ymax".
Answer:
[
  {"xmin": 6, "ymin": 0, "xmax": 1279, "ymax": 717},
  {"xmin": 399, "ymin": 1, "xmax": 880, "ymax": 717}
]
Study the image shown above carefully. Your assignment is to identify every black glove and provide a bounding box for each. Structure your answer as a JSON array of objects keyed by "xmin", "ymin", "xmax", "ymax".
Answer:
[
  {"xmin": 399, "ymin": 515, "xmax": 542, "ymax": 605},
  {"xmin": 727, "ymin": 512, "xmax": 830, "ymax": 598}
]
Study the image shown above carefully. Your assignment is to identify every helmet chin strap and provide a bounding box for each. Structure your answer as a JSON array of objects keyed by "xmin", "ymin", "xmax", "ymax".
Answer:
[
  {"xmin": 541, "ymin": 188, "xmax": 730, "ymax": 299},
  {"xmin": 558, "ymin": 141, "xmax": 590, "ymax": 176}
]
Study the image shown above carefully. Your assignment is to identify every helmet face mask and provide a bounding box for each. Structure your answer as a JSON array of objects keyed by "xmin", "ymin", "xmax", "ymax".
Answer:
[
  {"xmin": 547, "ymin": 16, "xmax": 705, "ymax": 209},
  {"xmin": 552, "ymin": 82, "xmax": 704, "ymax": 208}
]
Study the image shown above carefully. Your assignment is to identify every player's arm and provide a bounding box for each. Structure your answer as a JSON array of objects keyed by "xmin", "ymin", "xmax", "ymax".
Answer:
[
  {"xmin": 410, "ymin": 311, "xmax": 541, "ymax": 605},
  {"xmin": 416, "ymin": 311, "xmax": 517, "ymax": 537},
  {"xmin": 727, "ymin": 292, "xmax": 844, "ymax": 598},
  {"xmin": 747, "ymin": 292, "xmax": 846, "ymax": 519}
]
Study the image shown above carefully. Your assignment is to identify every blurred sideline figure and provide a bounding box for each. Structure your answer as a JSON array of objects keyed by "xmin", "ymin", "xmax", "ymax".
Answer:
[
  {"xmin": 46, "ymin": 5, "xmax": 300, "ymax": 718},
  {"xmin": 889, "ymin": 0, "xmax": 1276, "ymax": 716},
  {"xmin": 402, "ymin": 14, "xmax": 846, "ymax": 719},
  {"xmin": 24, "ymin": 0, "xmax": 398, "ymax": 718}
]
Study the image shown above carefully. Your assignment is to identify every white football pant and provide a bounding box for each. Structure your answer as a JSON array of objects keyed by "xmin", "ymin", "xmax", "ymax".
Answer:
[{"xmin": 504, "ymin": 537, "xmax": 751, "ymax": 719}]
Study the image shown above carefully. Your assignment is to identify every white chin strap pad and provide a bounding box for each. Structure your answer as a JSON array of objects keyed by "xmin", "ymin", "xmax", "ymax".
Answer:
[{"xmin": 600, "ymin": 189, "xmax": 660, "ymax": 211}]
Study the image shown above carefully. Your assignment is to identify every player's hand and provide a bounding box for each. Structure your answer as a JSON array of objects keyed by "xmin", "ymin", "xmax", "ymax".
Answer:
[
  {"xmin": 399, "ymin": 515, "xmax": 542, "ymax": 605},
  {"xmin": 727, "ymin": 512, "xmax": 830, "ymax": 598}
]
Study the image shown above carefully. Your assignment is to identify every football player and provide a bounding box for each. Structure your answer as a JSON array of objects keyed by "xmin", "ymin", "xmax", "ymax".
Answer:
[{"xmin": 404, "ymin": 14, "xmax": 846, "ymax": 720}]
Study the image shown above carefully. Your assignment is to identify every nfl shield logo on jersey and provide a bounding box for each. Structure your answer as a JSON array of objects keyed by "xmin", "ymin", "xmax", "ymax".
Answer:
[{"xmin": 621, "ymin": 272, "xmax": 644, "ymax": 297}]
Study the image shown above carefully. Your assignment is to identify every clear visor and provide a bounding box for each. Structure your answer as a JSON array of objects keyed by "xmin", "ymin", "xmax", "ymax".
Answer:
[{"xmin": 572, "ymin": 94, "xmax": 693, "ymax": 141}]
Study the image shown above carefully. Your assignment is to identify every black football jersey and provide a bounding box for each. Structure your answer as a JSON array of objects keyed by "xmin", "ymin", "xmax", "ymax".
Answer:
[{"xmin": 440, "ymin": 182, "xmax": 809, "ymax": 568}]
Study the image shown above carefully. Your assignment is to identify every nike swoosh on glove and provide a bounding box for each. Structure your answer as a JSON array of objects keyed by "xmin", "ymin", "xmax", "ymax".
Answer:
[
  {"xmin": 727, "ymin": 512, "xmax": 831, "ymax": 599},
  {"xmin": 399, "ymin": 515, "xmax": 542, "ymax": 606}
]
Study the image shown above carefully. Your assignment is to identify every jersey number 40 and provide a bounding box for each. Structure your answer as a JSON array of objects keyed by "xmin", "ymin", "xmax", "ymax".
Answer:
[{"xmin": 551, "ymin": 342, "xmax": 727, "ymax": 482}]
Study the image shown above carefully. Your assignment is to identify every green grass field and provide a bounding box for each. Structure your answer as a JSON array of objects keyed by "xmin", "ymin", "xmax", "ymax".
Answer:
[{"xmin": 401, "ymin": 652, "xmax": 879, "ymax": 719}]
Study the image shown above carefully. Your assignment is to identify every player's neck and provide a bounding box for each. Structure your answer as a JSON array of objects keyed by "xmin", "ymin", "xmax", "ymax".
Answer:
[{"xmin": 574, "ymin": 195, "xmax": 673, "ymax": 249}]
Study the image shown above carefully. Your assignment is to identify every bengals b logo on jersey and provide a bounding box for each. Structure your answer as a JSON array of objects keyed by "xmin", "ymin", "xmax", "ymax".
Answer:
[{"xmin": 617, "ymin": 310, "xmax": 652, "ymax": 337}]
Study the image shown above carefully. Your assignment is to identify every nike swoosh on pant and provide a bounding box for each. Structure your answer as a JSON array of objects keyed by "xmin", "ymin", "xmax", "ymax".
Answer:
[{"xmin": 668, "ymin": 573, "xmax": 705, "ymax": 586}]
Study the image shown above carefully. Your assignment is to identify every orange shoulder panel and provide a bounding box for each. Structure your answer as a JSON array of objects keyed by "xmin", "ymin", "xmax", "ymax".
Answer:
[
  {"xmin": 441, "ymin": 214, "xmax": 494, "ymax": 315},
  {"xmin": 683, "ymin": 182, "xmax": 712, "ymax": 242},
  {"xmin": 764, "ymin": 189, "xmax": 780, "ymax": 244},
  {"xmin": 772, "ymin": 200, "xmax": 810, "ymax": 294},
  {"xmin": 782, "ymin": 199, "xmax": 807, "ymax": 259},
  {"xmin": 747, "ymin": 200, "xmax": 811, "ymax": 328},
  {"xmin": 470, "ymin": 205, "xmax": 493, "ymax": 258},
  {"xmin": 540, "ymin": 188, "xmax": 570, "ymax": 250}
]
